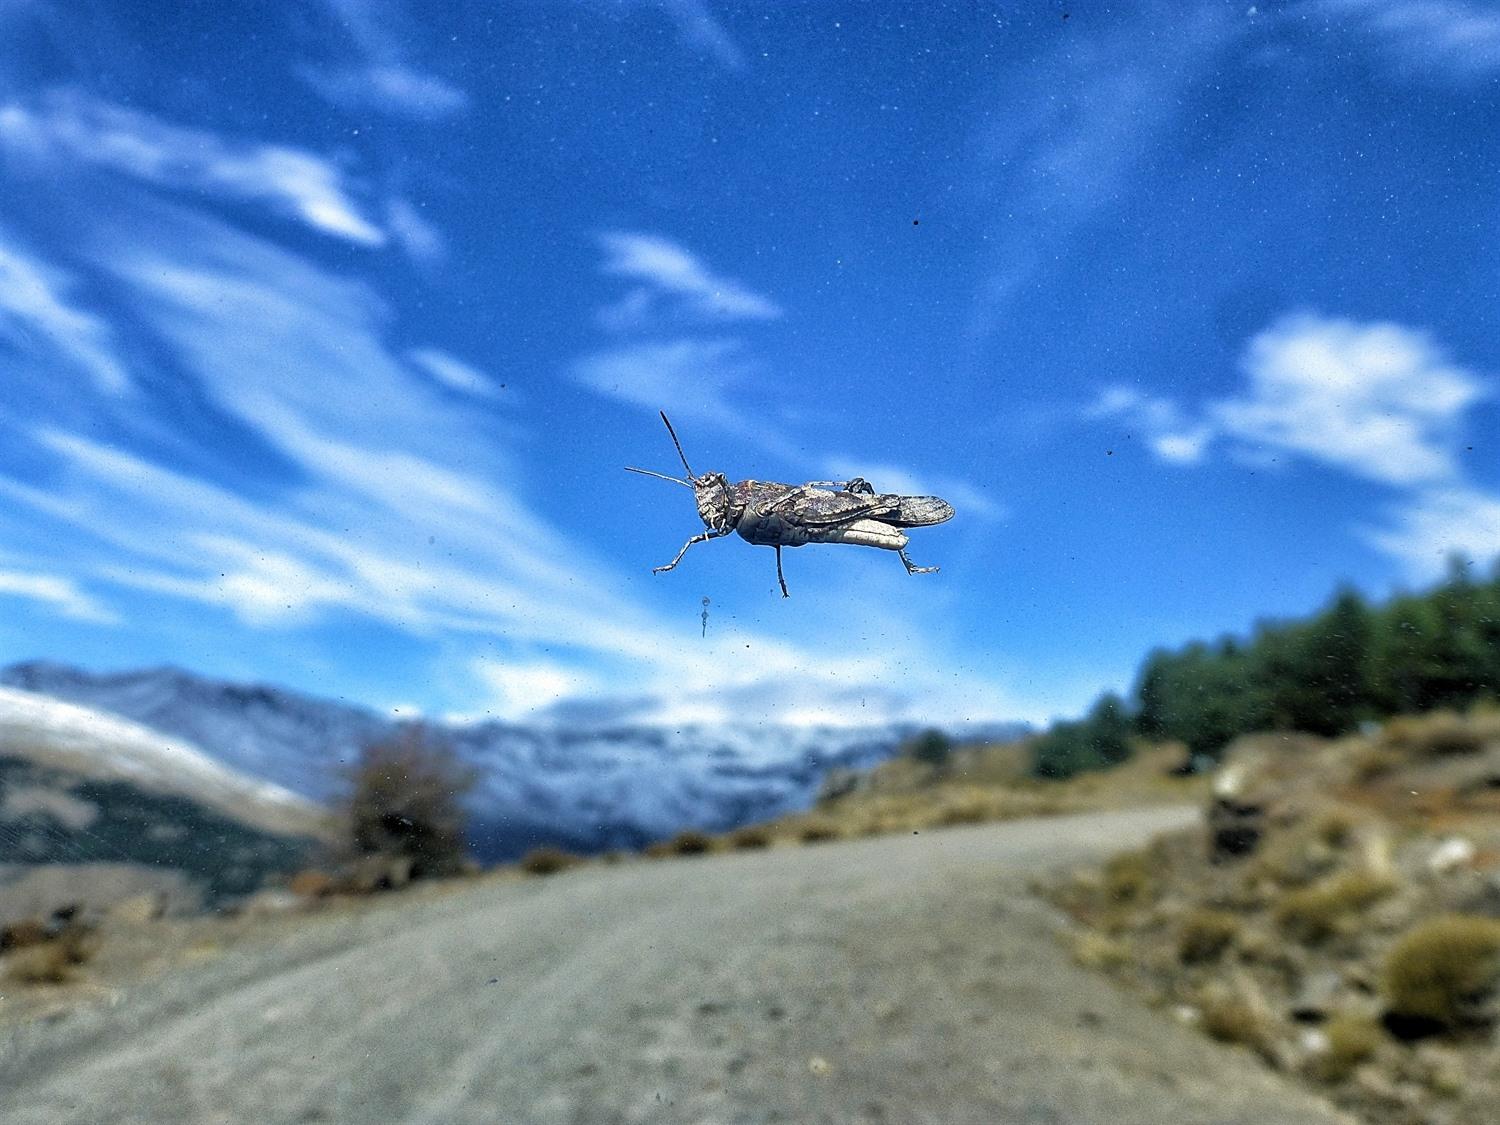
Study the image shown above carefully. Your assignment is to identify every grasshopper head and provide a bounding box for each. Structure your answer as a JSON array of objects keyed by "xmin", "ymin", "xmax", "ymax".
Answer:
[{"xmin": 690, "ymin": 471, "xmax": 738, "ymax": 533}]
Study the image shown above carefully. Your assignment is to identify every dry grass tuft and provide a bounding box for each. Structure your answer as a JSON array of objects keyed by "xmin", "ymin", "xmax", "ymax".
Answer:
[
  {"xmin": 1102, "ymin": 849, "xmax": 1153, "ymax": 906},
  {"xmin": 3, "ymin": 928, "xmax": 95, "ymax": 985},
  {"xmin": 519, "ymin": 847, "xmax": 581, "ymax": 875},
  {"xmin": 1071, "ymin": 931, "xmax": 1132, "ymax": 971},
  {"xmin": 1307, "ymin": 1012, "xmax": 1385, "ymax": 1083},
  {"xmin": 1274, "ymin": 871, "xmax": 1396, "ymax": 944},
  {"xmin": 728, "ymin": 825, "xmax": 772, "ymax": 850},
  {"xmin": 669, "ymin": 830, "xmax": 715, "ymax": 856},
  {"xmin": 1382, "ymin": 915, "xmax": 1500, "ymax": 1031},
  {"xmin": 798, "ymin": 821, "xmax": 841, "ymax": 844},
  {"xmin": 1383, "ymin": 711, "xmax": 1499, "ymax": 759},
  {"xmin": 1196, "ymin": 981, "xmax": 1276, "ymax": 1061},
  {"xmin": 1178, "ymin": 909, "xmax": 1242, "ymax": 964}
]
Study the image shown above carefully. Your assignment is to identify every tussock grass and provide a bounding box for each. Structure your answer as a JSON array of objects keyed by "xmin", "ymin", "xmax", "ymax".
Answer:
[
  {"xmin": 1382, "ymin": 915, "xmax": 1500, "ymax": 1031},
  {"xmin": 1178, "ymin": 909, "xmax": 1241, "ymax": 965},
  {"xmin": 668, "ymin": 830, "xmax": 715, "ymax": 855},
  {"xmin": 728, "ymin": 826, "xmax": 772, "ymax": 849},
  {"xmin": 1307, "ymin": 1012, "xmax": 1385, "ymax": 1083},
  {"xmin": 1273, "ymin": 871, "xmax": 1396, "ymax": 944},
  {"xmin": 3, "ymin": 928, "xmax": 95, "ymax": 985}
]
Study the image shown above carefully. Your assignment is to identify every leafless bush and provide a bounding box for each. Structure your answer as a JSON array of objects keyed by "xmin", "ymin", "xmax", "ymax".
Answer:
[{"xmin": 342, "ymin": 726, "xmax": 478, "ymax": 882}]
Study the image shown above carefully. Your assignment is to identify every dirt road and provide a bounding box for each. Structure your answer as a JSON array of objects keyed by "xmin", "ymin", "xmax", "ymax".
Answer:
[{"xmin": 0, "ymin": 807, "xmax": 1354, "ymax": 1124}]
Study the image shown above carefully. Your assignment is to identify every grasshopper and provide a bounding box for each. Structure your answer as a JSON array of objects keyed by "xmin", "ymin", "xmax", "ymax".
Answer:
[{"xmin": 627, "ymin": 412, "xmax": 954, "ymax": 597}]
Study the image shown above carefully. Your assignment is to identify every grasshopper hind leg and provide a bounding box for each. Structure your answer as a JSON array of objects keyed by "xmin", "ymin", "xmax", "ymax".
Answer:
[{"xmin": 898, "ymin": 547, "xmax": 939, "ymax": 575}]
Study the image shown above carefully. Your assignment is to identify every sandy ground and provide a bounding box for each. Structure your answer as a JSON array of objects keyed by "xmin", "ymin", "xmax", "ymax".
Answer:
[{"xmin": 0, "ymin": 806, "xmax": 1357, "ymax": 1125}]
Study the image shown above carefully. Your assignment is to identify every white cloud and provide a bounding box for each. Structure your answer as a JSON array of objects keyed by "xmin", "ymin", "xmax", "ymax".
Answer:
[
  {"xmin": 1095, "ymin": 315, "xmax": 1487, "ymax": 485},
  {"xmin": 1087, "ymin": 387, "xmax": 1212, "ymax": 466},
  {"xmin": 1317, "ymin": 0, "xmax": 1500, "ymax": 79},
  {"xmin": 0, "ymin": 91, "xmax": 384, "ymax": 246},
  {"xmin": 0, "ymin": 235, "xmax": 129, "ymax": 394},
  {"xmin": 472, "ymin": 658, "xmax": 598, "ymax": 721},
  {"xmin": 1213, "ymin": 314, "xmax": 1483, "ymax": 485},
  {"xmin": 0, "ymin": 568, "xmax": 116, "ymax": 624},
  {"xmin": 1366, "ymin": 486, "xmax": 1500, "ymax": 581},
  {"xmin": 1089, "ymin": 313, "xmax": 1500, "ymax": 581},
  {"xmin": 1150, "ymin": 431, "xmax": 1212, "ymax": 465},
  {"xmin": 597, "ymin": 232, "xmax": 781, "ymax": 327},
  {"xmin": 300, "ymin": 64, "xmax": 469, "ymax": 120}
]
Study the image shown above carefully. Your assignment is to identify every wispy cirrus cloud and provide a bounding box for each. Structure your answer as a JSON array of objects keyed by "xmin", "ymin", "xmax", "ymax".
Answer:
[
  {"xmin": 972, "ymin": 4, "xmax": 1246, "ymax": 328},
  {"xmin": 581, "ymin": 0, "xmax": 745, "ymax": 70},
  {"xmin": 300, "ymin": 0, "xmax": 470, "ymax": 120},
  {"xmin": 298, "ymin": 63, "xmax": 469, "ymax": 121},
  {"xmin": 0, "ymin": 233, "xmax": 129, "ymax": 395},
  {"xmin": 597, "ymin": 232, "xmax": 781, "ymax": 331},
  {"xmin": 1314, "ymin": 0, "xmax": 1500, "ymax": 80},
  {"xmin": 0, "ymin": 568, "xmax": 116, "ymax": 625},
  {"xmin": 572, "ymin": 337, "xmax": 753, "ymax": 430},
  {"xmin": 0, "ymin": 90, "xmax": 385, "ymax": 246}
]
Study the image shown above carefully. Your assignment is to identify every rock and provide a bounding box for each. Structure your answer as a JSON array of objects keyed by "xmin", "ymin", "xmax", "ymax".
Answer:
[
  {"xmin": 104, "ymin": 893, "xmax": 163, "ymax": 927},
  {"xmin": 1208, "ymin": 796, "xmax": 1264, "ymax": 860},
  {"xmin": 1289, "ymin": 970, "xmax": 1344, "ymax": 1023},
  {"xmin": 1426, "ymin": 837, "xmax": 1476, "ymax": 875}
]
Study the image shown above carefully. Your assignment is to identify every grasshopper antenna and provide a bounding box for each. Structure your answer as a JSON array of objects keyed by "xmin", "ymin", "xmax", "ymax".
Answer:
[
  {"xmin": 625, "ymin": 466, "xmax": 693, "ymax": 488},
  {"xmin": 659, "ymin": 411, "xmax": 696, "ymax": 480}
]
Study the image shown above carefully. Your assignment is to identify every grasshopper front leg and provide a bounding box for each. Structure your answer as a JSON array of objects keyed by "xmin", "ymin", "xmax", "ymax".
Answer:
[{"xmin": 653, "ymin": 528, "xmax": 728, "ymax": 574}]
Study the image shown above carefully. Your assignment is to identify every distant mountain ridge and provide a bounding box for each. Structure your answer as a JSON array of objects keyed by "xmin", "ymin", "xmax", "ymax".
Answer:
[{"xmin": 0, "ymin": 661, "xmax": 1030, "ymax": 861}]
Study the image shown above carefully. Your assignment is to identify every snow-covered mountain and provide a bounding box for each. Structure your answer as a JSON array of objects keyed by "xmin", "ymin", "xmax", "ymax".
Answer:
[
  {"xmin": 0, "ymin": 685, "xmax": 330, "ymax": 912},
  {"xmin": 1, "ymin": 661, "xmax": 1029, "ymax": 861}
]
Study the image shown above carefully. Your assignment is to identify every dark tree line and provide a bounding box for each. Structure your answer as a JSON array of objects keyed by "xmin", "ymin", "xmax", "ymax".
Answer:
[{"xmin": 1033, "ymin": 558, "xmax": 1500, "ymax": 778}]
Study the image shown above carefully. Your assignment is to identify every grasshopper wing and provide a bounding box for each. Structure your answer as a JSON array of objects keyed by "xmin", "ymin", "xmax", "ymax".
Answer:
[
  {"xmin": 887, "ymin": 495, "xmax": 955, "ymax": 528},
  {"xmin": 780, "ymin": 488, "xmax": 903, "ymax": 529}
]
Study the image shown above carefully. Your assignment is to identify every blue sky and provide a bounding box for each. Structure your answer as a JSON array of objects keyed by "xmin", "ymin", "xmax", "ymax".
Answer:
[{"xmin": 1, "ymin": 0, "xmax": 1498, "ymax": 728}]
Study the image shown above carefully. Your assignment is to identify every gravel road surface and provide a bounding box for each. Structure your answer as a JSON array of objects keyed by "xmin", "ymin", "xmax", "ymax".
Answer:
[{"xmin": 0, "ymin": 806, "xmax": 1356, "ymax": 1124}]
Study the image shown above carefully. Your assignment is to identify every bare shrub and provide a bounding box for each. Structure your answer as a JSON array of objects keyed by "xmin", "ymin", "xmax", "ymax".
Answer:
[{"xmin": 343, "ymin": 726, "xmax": 478, "ymax": 882}]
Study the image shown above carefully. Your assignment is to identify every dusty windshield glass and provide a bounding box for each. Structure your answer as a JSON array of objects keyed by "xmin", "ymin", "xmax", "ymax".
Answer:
[{"xmin": 2, "ymin": 4, "xmax": 1499, "ymax": 1124}]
